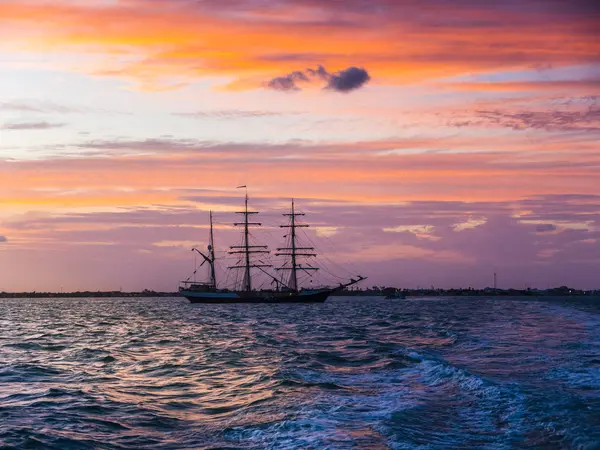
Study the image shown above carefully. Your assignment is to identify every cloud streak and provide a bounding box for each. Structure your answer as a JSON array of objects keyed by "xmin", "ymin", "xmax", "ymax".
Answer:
[
  {"xmin": 474, "ymin": 108, "xmax": 600, "ymax": 133},
  {"xmin": 173, "ymin": 109, "xmax": 303, "ymax": 118},
  {"xmin": 2, "ymin": 135, "xmax": 599, "ymax": 210},
  {"xmin": 0, "ymin": 100, "xmax": 82, "ymax": 114},
  {"xmin": 440, "ymin": 79, "xmax": 600, "ymax": 93},
  {"xmin": 0, "ymin": 121, "xmax": 66, "ymax": 130},
  {"xmin": 444, "ymin": 96, "xmax": 600, "ymax": 133}
]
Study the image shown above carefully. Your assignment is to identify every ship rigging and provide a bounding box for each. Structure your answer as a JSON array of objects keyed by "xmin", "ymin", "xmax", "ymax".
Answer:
[{"xmin": 179, "ymin": 192, "xmax": 366, "ymax": 303}]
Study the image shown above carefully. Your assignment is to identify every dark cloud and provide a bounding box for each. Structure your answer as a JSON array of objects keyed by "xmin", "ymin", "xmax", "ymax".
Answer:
[
  {"xmin": 0, "ymin": 121, "xmax": 66, "ymax": 131},
  {"xmin": 535, "ymin": 224, "xmax": 557, "ymax": 233},
  {"xmin": 306, "ymin": 65, "xmax": 330, "ymax": 81},
  {"xmin": 0, "ymin": 236, "xmax": 6, "ymax": 243},
  {"xmin": 325, "ymin": 67, "xmax": 371, "ymax": 92},
  {"xmin": 266, "ymin": 65, "xmax": 370, "ymax": 93},
  {"xmin": 267, "ymin": 70, "xmax": 309, "ymax": 91}
]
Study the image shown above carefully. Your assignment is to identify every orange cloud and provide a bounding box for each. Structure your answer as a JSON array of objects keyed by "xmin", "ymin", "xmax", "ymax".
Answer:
[
  {"xmin": 1, "ymin": 136, "xmax": 599, "ymax": 214},
  {"xmin": 1, "ymin": 0, "xmax": 598, "ymax": 90}
]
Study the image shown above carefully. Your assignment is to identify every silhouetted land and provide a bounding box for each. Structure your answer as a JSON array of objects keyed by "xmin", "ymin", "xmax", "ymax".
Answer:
[
  {"xmin": 333, "ymin": 286, "xmax": 600, "ymax": 297},
  {"xmin": 1, "ymin": 286, "xmax": 598, "ymax": 298},
  {"xmin": 0, "ymin": 290, "xmax": 178, "ymax": 298}
]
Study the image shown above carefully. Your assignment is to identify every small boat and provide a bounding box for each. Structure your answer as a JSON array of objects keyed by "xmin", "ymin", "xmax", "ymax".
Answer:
[
  {"xmin": 385, "ymin": 289, "xmax": 406, "ymax": 299},
  {"xmin": 179, "ymin": 193, "xmax": 366, "ymax": 304}
]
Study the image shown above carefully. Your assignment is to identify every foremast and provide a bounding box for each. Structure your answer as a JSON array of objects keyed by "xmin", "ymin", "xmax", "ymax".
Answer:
[
  {"xmin": 229, "ymin": 193, "xmax": 271, "ymax": 292},
  {"xmin": 276, "ymin": 199, "xmax": 318, "ymax": 291}
]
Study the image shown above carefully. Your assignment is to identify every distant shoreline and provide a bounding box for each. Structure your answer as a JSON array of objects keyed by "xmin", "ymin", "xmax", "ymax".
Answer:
[
  {"xmin": 1, "ymin": 286, "xmax": 598, "ymax": 299},
  {"xmin": 0, "ymin": 291, "xmax": 179, "ymax": 299}
]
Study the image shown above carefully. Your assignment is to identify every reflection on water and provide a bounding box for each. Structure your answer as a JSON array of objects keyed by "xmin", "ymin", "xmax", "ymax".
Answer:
[{"xmin": 0, "ymin": 296, "xmax": 599, "ymax": 448}]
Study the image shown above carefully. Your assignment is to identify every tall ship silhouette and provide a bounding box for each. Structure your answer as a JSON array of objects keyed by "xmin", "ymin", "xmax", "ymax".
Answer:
[{"xmin": 179, "ymin": 191, "xmax": 366, "ymax": 303}]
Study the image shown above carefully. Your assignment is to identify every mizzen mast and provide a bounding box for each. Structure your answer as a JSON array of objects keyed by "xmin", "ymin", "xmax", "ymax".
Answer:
[
  {"xmin": 188, "ymin": 210, "xmax": 217, "ymax": 288},
  {"xmin": 229, "ymin": 192, "xmax": 271, "ymax": 292},
  {"xmin": 276, "ymin": 199, "xmax": 318, "ymax": 291}
]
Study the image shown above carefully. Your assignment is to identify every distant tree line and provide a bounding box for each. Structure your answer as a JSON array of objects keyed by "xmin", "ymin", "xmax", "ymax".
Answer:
[
  {"xmin": 332, "ymin": 285, "xmax": 598, "ymax": 297},
  {"xmin": 1, "ymin": 286, "xmax": 598, "ymax": 299},
  {"xmin": 0, "ymin": 290, "xmax": 178, "ymax": 298}
]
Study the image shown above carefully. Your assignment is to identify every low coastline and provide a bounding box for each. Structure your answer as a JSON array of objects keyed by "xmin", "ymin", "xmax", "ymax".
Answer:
[{"xmin": 1, "ymin": 286, "xmax": 598, "ymax": 299}]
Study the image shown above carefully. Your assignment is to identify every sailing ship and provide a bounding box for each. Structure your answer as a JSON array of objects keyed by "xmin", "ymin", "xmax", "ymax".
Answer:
[{"xmin": 179, "ymin": 193, "xmax": 366, "ymax": 303}]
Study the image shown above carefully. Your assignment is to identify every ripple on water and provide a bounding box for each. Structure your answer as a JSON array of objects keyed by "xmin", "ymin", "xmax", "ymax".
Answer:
[
  {"xmin": 0, "ymin": 295, "xmax": 598, "ymax": 448},
  {"xmin": 0, "ymin": 363, "xmax": 66, "ymax": 382}
]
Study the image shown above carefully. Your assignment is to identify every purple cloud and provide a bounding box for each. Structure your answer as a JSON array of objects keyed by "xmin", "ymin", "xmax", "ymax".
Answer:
[
  {"xmin": 325, "ymin": 67, "xmax": 371, "ymax": 92},
  {"xmin": 0, "ymin": 121, "xmax": 66, "ymax": 131},
  {"xmin": 266, "ymin": 70, "xmax": 309, "ymax": 91},
  {"xmin": 306, "ymin": 65, "xmax": 330, "ymax": 80},
  {"xmin": 266, "ymin": 65, "xmax": 371, "ymax": 92},
  {"xmin": 2, "ymin": 193, "xmax": 600, "ymax": 290},
  {"xmin": 474, "ymin": 107, "xmax": 600, "ymax": 132}
]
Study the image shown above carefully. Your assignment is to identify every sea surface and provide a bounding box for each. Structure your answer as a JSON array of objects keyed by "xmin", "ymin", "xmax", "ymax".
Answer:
[{"xmin": 1, "ymin": 296, "xmax": 599, "ymax": 449}]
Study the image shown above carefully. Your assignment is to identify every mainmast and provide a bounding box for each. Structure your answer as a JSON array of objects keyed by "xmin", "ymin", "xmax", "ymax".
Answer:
[
  {"xmin": 276, "ymin": 199, "xmax": 318, "ymax": 291},
  {"xmin": 229, "ymin": 192, "xmax": 270, "ymax": 292}
]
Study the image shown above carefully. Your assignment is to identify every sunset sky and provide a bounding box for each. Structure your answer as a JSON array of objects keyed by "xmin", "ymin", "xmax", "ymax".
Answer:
[{"xmin": 1, "ymin": 0, "xmax": 599, "ymax": 291}]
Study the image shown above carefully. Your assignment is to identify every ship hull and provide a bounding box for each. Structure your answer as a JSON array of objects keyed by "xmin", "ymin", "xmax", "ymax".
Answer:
[{"xmin": 181, "ymin": 288, "xmax": 334, "ymax": 304}]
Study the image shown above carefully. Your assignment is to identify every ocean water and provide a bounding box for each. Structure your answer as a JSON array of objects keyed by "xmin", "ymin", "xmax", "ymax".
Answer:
[{"xmin": 1, "ymin": 296, "xmax": 599, "ymax": 449}]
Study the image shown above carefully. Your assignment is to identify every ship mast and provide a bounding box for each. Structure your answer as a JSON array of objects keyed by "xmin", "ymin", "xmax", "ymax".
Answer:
[
  {"xmin": 276, "ymin": 199, "xmax": 318, "ymax": 291},
  {"xmin": 187, "ymin": 210, "xmax": 217, "ymax": 288},
  {"xmin": 229, "ymin": 192, "xmax": 270, "ymax": 292},
  {"xmin": 208, "ymin": 211, "xmax": 216, "ymax": 287}
]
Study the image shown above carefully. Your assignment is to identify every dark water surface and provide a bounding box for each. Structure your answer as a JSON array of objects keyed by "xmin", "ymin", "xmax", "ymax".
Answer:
[{"xmin": 1, "ymin": 296, "xmax": 599, "ymax": 449}]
